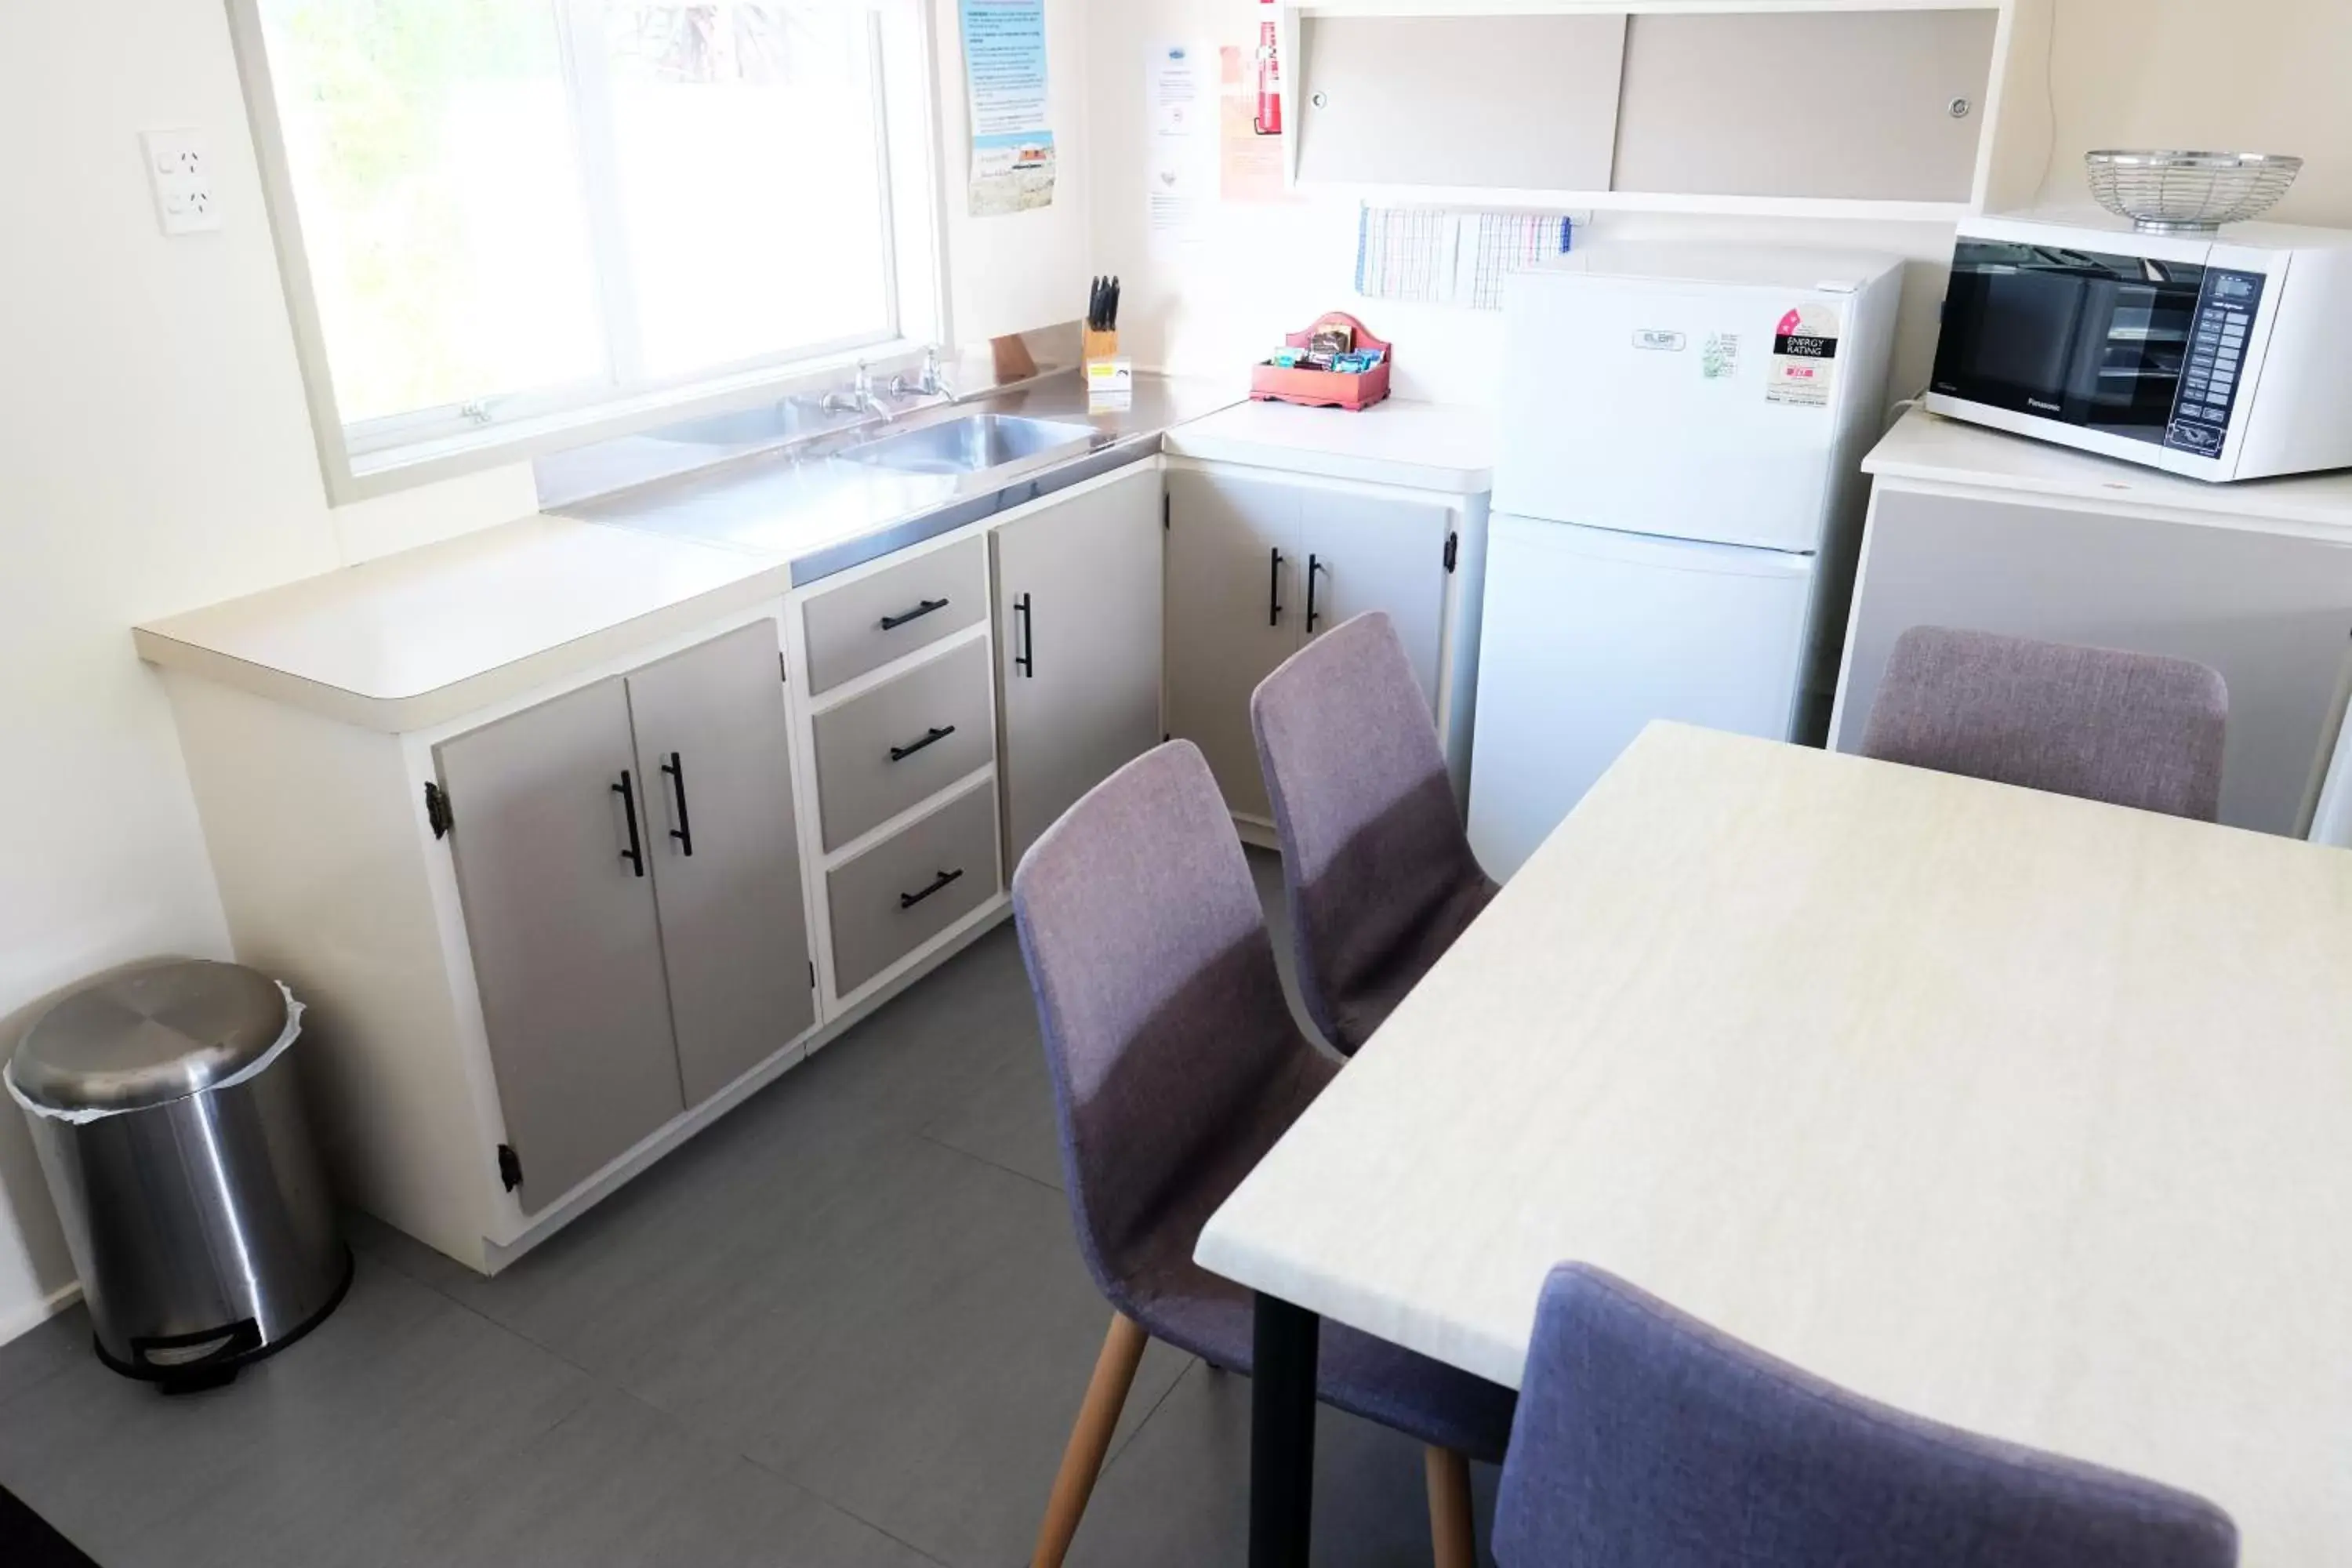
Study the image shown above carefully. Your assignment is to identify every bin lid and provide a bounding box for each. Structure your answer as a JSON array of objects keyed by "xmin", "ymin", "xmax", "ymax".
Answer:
[{"xmin": 9, "ymin": 961, "xmax": 290, "ymax": 1113}]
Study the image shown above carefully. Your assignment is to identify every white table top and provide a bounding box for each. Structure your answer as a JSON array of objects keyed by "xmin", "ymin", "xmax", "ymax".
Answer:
[
  {"xmin": 1197, "ymin": 723, "xmax": 2352, "ymax": 1564},
  {"xmin": 1867, "ymin": 408, "xmax": 2352, "ymax": 539},
  {"xmin": 1162, "ymin": 397, "xmax": 1494, "ymax": 495}
]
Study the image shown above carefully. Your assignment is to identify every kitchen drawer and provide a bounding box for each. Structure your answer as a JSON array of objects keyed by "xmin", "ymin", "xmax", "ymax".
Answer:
[
  {"xmin": 828, "ymin": 783, "xmax": 1001, "ymax": 994},
  {"xmin": 803, "ymin": 535, "xmax": 989, "ymax": 695},
  {"xmin": 811, "ymin": 639, "xmax": 994, "ymax": 849}
]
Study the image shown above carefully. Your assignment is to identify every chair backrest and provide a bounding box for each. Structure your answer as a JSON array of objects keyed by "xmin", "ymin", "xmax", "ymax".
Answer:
[
  {"xmin": 1011, "ymin": 741, "xmax": 1301, "ymax": 1301},
  {"xmin": 1861, "ymin": 626, "xmax": 2228, "ymax": 821},
  {"xmin": 1250, "ymin": 612, "xmax": 1486, "ymax": 1050},
  {"xmin": 1494, "ymin": 1263, "xmax": 2238, "ymax": 1568}
]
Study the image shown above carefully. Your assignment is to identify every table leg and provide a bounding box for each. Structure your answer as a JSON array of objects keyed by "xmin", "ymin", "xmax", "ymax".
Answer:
[{"xmin": 1250, "ymin": 1291, "xmax": 1318, "ymax": 1568}]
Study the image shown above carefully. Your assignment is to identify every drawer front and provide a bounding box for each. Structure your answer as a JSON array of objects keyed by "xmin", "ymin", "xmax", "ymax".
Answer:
[
  {"xmin": 828, "ymin": 784, "xmax": 1000, "ymax": 995},
  {"xmin": 803, "ymin": 535, "xmax": 989, "ymax": 695},
  {"xmin": 811, "ymin": 640, "xmax": 995, "ymax": 850}
]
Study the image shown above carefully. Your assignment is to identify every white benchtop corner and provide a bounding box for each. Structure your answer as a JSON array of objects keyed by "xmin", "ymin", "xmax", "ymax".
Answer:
[
  {"xmin": 1163, "ymin": 396, "xmax": 1494, "ymax": 495},
  {"xmin": 1866, "ymin": 408, "xmax": 2352, "ymax": 537}
]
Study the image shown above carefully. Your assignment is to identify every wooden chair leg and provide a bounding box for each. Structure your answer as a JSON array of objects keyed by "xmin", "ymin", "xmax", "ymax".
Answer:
[
  {"xmin": 1032, "ymin": 1312, "xmax": 1151, "ymax": 1568},
  {"xmin": 1425, "ymin": 1445, "xmax": 1476, "ymax": 1568}
]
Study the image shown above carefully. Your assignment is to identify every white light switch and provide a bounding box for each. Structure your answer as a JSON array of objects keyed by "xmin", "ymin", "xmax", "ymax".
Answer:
[{"xmin": 142, "ymin": 128, "xmax": 221, "ymax": 235}]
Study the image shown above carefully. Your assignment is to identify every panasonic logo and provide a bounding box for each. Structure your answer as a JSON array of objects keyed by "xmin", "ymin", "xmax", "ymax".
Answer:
[{"xmin": 2026, "ymin": 397, "xmax": 2063, "ymax": 413}]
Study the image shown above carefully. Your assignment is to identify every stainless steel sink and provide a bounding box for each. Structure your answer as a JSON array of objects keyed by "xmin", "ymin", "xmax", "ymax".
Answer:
[{"xmin": 844, "ymin": 414, "xmax": 1094, "ymax": 475}]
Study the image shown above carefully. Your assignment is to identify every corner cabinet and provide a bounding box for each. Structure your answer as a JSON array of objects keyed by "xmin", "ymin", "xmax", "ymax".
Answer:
[
  {"xmin": 993, "ymin": 465, "xmax": 1167, "ymax": 868},
  {"xmin": 1163, "ymin": 459, "xmax": 1487, "ymax": 826}
]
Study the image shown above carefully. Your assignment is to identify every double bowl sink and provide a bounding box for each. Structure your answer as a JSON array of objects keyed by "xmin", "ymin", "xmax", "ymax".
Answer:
[{"xmin": 557, "ymin": 401, "xmax": 1125, "ymax": 580}]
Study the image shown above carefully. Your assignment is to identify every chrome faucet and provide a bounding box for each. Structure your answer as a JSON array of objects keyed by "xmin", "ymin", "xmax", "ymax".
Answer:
[
  {"xmin": 890, "ymin": 345, "xmax": 953, "ymax": 402},
  {"xmin": 819, "ymin": 361, "xmax": 891, "ymax": 422}
]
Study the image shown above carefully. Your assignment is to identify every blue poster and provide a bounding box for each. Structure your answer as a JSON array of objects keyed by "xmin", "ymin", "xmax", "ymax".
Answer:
[{"xmin": 960, "ymin": 0, "xmax": 1054, "ymax": 214}]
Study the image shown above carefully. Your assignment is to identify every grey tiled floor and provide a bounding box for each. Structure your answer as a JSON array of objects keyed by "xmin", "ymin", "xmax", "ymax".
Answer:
[{"xmin": 0, "ymin": 853, "xmax": 1499, "ymax": 1567}]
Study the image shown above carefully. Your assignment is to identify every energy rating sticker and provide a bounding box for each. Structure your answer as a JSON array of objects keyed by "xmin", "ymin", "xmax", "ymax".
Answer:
[{"xmin": 1766, "ymin": 305, "xmax": 1840, "ymax": 408}]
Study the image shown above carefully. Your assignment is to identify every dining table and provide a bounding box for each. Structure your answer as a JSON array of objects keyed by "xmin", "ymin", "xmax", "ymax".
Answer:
[{"xmin": 1196, "ymin": 720, "xmax": 2352, "ymax": 1568}]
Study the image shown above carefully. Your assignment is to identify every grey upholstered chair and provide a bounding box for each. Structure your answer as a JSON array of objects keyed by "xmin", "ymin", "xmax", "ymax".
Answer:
[
  {"xmin": 1013, "ymin": 741, "xmax": 1515, "ymax": 1568},
  {"xmin": 1250, "ymin": 612, "xmax": 1497, "ymax": 1053},
  {"xmin": 1494, "ymin": 1262, "xmax": 2239, "ymax": 1568},
  {"xmin": 1862, "ymin": 626, "xmax": 2229, "ymax": 821}
]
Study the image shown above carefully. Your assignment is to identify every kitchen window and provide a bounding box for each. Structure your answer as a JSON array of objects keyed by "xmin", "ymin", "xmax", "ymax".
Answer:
[{"xmin": 230, "ymin": 0, "xmax": 942, "ymax": 499}]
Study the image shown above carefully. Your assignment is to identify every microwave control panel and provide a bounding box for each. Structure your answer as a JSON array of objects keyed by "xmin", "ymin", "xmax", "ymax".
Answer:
[{"xmin": 2164, "ymin": 269, "xmax": 2267, "ymax": 459}]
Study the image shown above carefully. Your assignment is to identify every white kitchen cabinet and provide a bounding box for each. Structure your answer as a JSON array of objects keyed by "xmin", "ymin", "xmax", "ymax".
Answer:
[
  {"xmin": 1164, "ymin": 467, "xmax": 1303, "ymax": 821},
  {"xmin": 432, "ymin": 622, "xmax": 815, "ymax": 1213},
  {"xmin": 159, "ymin": 605, "xmax": 842, "ymax": 1270},
  {"xmin": 993, "ymin": 465, "xmax": 1167, "ymax": 866},
  {"xmin": 626, "ymin": 622, "xmax": 816, "ymax": 1108},
  {"xmin": 1833, "ymin": 486, "xmax": 2352, "ymax": 837},
  {"xmin": 434, "ymin": 679, "xmax": 687, "ymax": 1214},
  {"xmin": 1164, "ymin": 459, "xmax": 1483, "ymax": 828}
]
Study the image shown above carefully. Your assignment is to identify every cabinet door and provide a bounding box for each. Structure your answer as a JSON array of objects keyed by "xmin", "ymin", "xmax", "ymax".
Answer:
[
  {"xmin": 1836, "ymin": 489, "xmax": 2352, "ymax": 836},
  {"xmin": 1164, "ymin": 467, "xmax": 1300, "ymax": 820},
  {"xmin": 996, "ymin": 466, "xmax": 1167, "ymax": 866},
  {"xmin": 626, "ymin": 622, "xmax": 816, "ymax": 1107},
  {"xmin": 1298, "ymin": 487, "xmax": 1454, "ymax": 712},
  {"xmin": 435, "ymin": 681, "xmax": 686, "ymax": 1214}
]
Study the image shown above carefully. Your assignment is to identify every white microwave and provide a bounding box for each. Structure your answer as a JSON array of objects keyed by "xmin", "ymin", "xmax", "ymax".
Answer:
[{"xmin": 1926, "ymin": 213, "xmax": 2352, "ymax": 481}]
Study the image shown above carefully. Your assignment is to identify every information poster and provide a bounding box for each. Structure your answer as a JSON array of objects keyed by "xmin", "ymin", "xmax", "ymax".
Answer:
[
  {"xmin": 1145, "ymin": 40, "xmax": 1209, "ymax": 252},
  {"xmin": 961, "ymin": 0, "xmax": 1054, "ymax": 216}
]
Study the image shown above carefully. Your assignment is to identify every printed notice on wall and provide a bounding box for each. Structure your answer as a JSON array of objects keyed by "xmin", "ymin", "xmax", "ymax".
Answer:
[
  {"xmin": 961, "ymin": 0, "xmax": 1054, "ymax": 216},
  {"xmin": 1766, "ymin": 306, "xmax": 1840, "ymax": 407},
  {"xmin": 1145, "ymin": 41, "xmax": 1210, "ymax": 252}
]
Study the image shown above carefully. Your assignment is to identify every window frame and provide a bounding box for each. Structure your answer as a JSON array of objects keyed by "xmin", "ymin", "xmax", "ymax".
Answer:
[{"xmin": 226, "ymin": 0, "xmax": 949, "ymax": 503}]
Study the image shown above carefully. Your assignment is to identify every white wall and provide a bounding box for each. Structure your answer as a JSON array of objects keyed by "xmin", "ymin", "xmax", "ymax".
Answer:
[
  {"xmin": 0, "ymin": 2, "xmax": 524, "ymax": 1342},
  {"xmin": 1091, "ymin": 0, "xmax": 2352, "ymax": 410},
  {"xmin": 2038, "ymin": 0, "xmax": 2352, "ymax": 225}
]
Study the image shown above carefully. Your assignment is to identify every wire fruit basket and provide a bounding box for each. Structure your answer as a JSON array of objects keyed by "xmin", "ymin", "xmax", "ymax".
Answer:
[{"xmin": 2085, "ymin": 151, "xmax": 2303, "ymax": 234}]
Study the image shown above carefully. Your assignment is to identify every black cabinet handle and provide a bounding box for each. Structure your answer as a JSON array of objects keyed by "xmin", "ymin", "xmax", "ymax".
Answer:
[
  {"xmin": 612, "ymin": 771, "xmax": 645, "ymax": 877},
  {"xmin": 889, "ymin": 724, "xmax": 957, "ymax": 762},
  {"xmin": 1268, "ymin": 548, "xmax": 1284, "ymax": 627},
  {"xmin": 1305, "ymin": 554, "xmax": 1323, "ymax": 633},
  {"xmin": 660, "ymin": 751, "xmax": 695, "ymax": 858},
  {"xmin": 900, "ymin": 867, "xmax": 964, "ymax": 909},
  {"xmin": 880, "ymin": 597, "xmax": 949, "ymax": 631},
  {"xmin": 1014, "ymin": 592, "xmax": 1034, "ymax": 678}
]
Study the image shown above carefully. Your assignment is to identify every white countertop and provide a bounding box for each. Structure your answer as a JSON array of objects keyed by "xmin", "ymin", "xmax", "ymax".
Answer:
[
  {"xmin": 1867, "ymin": 408, "xmax": 2352, "ymax": 536},
  {"xmin": 134, "ymin": 514, "xmax": 785, "ymax": 733},
  {"xmin": 134, "ymin": 376, "xmax": 1236, "ymax": 735},
  {"xmin": 1199, "ymin": 722, "xmax": 2352, "ymax": 1566},
  {"xmin": 1160, "ymin": 396, "xmax": 1494, "ymax": 495}
]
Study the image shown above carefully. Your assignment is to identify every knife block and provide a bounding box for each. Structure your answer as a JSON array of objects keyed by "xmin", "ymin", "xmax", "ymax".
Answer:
[{"xmin": 1083, "ymin": 328, "xmax": 1119, "ymax": 365}]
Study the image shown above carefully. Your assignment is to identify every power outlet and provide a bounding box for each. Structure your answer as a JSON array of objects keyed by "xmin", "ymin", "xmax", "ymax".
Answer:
[{"xmin": 142, "ymin": 128, "xmax": 221, "ymax": 236}]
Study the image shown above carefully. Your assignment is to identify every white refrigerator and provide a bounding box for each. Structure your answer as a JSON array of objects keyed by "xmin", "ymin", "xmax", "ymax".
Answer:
[{"xmin": 1468, "ymin": 245, "xmax": 1905, "ymax": 877}]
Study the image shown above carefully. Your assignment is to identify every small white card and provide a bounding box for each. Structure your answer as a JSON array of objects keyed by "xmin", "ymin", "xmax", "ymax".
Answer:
[{"xmin": 1086, "ymin": 357, "xmax": 1134, "ymax": 411}]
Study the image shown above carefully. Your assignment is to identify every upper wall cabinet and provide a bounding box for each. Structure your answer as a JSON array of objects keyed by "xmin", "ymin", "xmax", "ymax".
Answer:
[
  {"xmin": 1278, "ymin": 0, "xmax": 2053, "ymax": 220},
  {"xmin": 1296, "ymin": 15, "xmax": 1627, "ymax": 191}
]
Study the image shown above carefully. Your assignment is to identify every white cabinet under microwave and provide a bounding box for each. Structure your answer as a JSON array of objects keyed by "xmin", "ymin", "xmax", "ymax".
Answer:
[{"xmin": 1926, "ymin": 212, "xmax": 2352, "ymax": 482}]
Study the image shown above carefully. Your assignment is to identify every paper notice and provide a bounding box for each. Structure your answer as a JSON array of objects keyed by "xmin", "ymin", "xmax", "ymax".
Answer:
[
  {"xmin": 1146, "ymin": 41, "xmax": 1210, "ymax": 250},
  {"xmin": 962, "ymin": 0, "xmax": 1054, "ymax": 216},
  {"xmin": 1766, "ymin": 305, "xmax": 1840, "ymax": 407}
]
